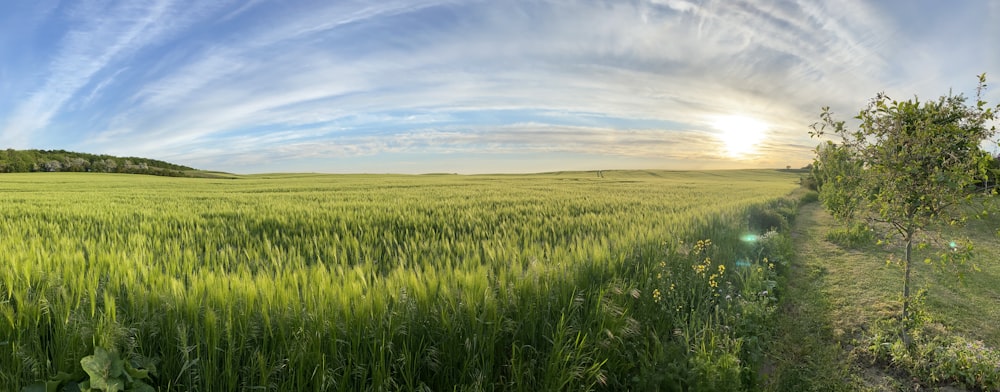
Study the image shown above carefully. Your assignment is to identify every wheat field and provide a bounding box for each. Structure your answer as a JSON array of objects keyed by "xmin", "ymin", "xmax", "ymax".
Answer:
[{"xmin": 1, "ymin": 170, "xmax": 800, "ymax": 390}]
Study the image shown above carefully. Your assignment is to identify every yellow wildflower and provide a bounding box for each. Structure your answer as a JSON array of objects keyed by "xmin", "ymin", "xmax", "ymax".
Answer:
[{"xmin": 693, "ymin": 239, "xmax": 712, "ymax": 255}]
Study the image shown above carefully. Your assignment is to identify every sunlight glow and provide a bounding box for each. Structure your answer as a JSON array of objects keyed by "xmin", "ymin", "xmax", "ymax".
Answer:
[{"xmin": 711, "ymin": 115, "xmax": 769, "ymax": 158}]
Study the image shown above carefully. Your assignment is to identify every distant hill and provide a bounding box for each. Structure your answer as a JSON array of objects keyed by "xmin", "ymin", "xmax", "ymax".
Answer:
[{"xmin": 0, "ymin": 149, "xmax": 202, "ymax": 177}]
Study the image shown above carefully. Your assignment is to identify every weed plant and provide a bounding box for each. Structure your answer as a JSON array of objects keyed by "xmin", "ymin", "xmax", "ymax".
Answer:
[{"xmin": 862, "ymin": 291, "xmax": 1000, "ymax": 390}]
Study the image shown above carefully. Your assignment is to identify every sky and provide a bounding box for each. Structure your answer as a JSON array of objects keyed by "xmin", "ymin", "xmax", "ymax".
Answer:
[{"xmin": 1, "ymin": 0, "xmax": 998, "ymax": 174}]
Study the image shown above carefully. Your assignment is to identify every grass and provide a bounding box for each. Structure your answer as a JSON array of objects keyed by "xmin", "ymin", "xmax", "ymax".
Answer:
[
  {"xmin": 0, "ymin": 170, "xmax": 801, "ymax": 391},
  {"xmin": 767, "ymin": 200, "xmax": 1000, "ymax": 390},
  {"xmin": 919, "ymin": 214, "xmax": 1000, "ymax": 345},
  {"xmin": 763, "ymin": 202, "xmax": 879, "ymax": 391}
]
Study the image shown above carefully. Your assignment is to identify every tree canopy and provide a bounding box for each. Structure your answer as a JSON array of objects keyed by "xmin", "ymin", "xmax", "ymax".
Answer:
[{"xmin": 0, "ymin": 149, "xmax": 195, "ymax": 177}]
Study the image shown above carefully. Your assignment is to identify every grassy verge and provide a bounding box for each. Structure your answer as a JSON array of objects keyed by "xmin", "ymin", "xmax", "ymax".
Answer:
[{"xmin": 767, "ymin": 199, "xmax": 1000, "ymax": 391}]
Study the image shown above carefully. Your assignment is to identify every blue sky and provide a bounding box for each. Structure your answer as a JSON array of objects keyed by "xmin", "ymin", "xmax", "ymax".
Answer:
[{"xmin": 1, "ymin": 0, "xmax": 998, "ymax": 174}]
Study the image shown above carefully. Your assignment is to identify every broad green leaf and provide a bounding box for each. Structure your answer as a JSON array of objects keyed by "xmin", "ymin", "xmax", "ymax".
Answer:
[
  {"xmin": 89, "ymin": 375, "xmax": 112, "ymax": 391},
  {"xmin": 53, "ymin": 371, "xmax": 79, "ymax": 382},
  {"xmin": 125, "ymin": 366, "xmax": 150, "ymax": 381},
  {"xmin": 109, "ymin": 357, "xmax": 125, "ymax": 379},
  {"xmin": 104, "ymin": 378, "xmax": 125, "ymax": 392},
  {"xmin": 125, "ymin": 381, "xmax": 156, "ymax": 392},
  {"xmin": 82, "ymin": 347, "xmax": 112, "ymax": 383}
]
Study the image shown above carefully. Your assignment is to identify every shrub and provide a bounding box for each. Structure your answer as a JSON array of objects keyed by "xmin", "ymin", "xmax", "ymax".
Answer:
[
  {"xmin": 799, "ymin": 191, "xmax": 819, "ymax": 204},
  {"xmin": 748, "ymin": 205, "xmax": 788, "ymax": 233},
  {"xmin": 799, "ymin": 173, "xmax": 819, "ymax": 191}
]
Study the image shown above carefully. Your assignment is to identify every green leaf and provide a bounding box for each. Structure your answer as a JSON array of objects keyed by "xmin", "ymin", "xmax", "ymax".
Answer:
[
  {"xmin": 125, "ymin": 381, "xmax": 156, "ymax": 392},
  {"xmin": 89, "ymin": 376, "xmax": 112, "ymax": 391},
  {"xmin": 53, "ymin": 371, "xmax": 80, "ymax": 383},
  {"xmin": 104, "ymin": 378, "xmax": 125, "ymax": 392},
  {"xmin": 109, "ymin": 356, "xmax": 125, "ymax": 379},
  {"xmin": 82, "ymin": 347, "xmax": 128, "ymax": 391},
  {"xmin": 82, "ymin": 347, "xmax": 112, "ymax": 381},
  {"xmin": 130, "ymin": 357, "xmax": 158, "ymax": 378},
  {"xmin": 125, "ymin": 366, "xmax": 150, "ymax": 381}
]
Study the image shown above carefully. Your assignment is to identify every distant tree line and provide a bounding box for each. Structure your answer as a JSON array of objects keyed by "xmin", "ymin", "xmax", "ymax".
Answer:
[{"xmin": 0, "ymin": 149, "xmax": 196, "ymax": 177}]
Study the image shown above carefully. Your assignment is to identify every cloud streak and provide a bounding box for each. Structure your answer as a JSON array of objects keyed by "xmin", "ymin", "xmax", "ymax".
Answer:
[
  {"xmin": 0, "ymin": 0, "xmax": 995, "ymax": 173},
  {"xmin": 1, "ymin": 0, "xmax": 239, "ymax": 144}
]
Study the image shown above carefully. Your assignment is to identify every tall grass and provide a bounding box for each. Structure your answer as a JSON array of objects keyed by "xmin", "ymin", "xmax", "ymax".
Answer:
[{"xmin": 0, "ymin": 170, "xmax": 798, "ymax": 390}]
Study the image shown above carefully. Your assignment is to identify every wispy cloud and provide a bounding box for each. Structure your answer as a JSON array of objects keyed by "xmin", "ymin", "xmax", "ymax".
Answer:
[
  {"xmin": 0, "ymin": 0, "xmax": 995, "ymax": 173},
  {"xmin": 1, "ymin": 0, "xmax": 237, "ymax": 145}
]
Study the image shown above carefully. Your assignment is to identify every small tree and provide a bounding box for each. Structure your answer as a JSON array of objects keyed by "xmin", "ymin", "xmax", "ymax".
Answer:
[{"xmin": 809, "ymin": 74, "xmax": 999, "ymax": 341}]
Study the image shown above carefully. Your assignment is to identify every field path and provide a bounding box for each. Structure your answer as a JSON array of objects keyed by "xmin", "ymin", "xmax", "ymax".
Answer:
[{"xmin": 762, "ymin": 202, "xmax": 858, "ymax": 390}]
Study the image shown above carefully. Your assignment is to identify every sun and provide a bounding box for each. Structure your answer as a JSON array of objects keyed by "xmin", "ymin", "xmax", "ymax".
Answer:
[{"xmin": 711, "ymin": 115, "xmax": 769, "ymax": 158}]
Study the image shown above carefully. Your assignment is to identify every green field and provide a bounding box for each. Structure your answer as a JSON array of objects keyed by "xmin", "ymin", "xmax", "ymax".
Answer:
[{"xmin": 0, "ymin": 170, "xmax": 806, "ymax": 390}]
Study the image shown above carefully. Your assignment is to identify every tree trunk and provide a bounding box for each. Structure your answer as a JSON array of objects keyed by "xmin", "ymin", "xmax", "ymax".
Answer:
[{"xmin": 901, "ymin": 229, "xmax": 913, "ymax": 345}]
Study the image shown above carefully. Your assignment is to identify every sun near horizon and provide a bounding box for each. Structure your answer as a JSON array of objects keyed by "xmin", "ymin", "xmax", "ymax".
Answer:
[{"xmin": 711, "ymin": 115, "xmax": 770, "ymax": 159}]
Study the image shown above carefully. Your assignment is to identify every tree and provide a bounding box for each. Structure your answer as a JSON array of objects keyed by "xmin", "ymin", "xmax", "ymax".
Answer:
[
  {"xmin": 41, "ymin": 160, "xmax": 62, "ymax": 172},
  {"xmin": 809, "ymin": 74, "xmax": 999, "ymax": 341},
  {"xmin": 811, "ymin": 141, "xmax": 863, "ymax": 221}
]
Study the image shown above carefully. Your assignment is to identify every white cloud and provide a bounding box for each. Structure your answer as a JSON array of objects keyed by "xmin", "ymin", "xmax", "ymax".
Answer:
[
  {"xmin": 125, "ymin": 0, "xmax": 884, "ymax": 167},
  {"xmin": 0, "ymin": 0, "xmax": 239, "ymax": 146},
  {"xmin": 2, "ymin": 0, "xmax": 994, "ymax": 173}
]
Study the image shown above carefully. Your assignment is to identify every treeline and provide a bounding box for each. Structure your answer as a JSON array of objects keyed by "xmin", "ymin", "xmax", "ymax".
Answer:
[{"xmin": 0, "ymin": 149, "xmax": 196, "ymax": 177}]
